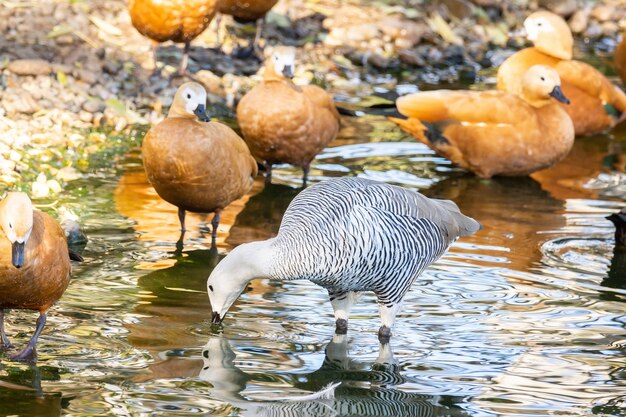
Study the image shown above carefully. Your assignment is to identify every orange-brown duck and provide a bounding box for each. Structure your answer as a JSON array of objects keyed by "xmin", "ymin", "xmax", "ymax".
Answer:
[
  {"xmin": 236, "ymin": 46, "xmax": 340, "ymax": 185},
  {"xmin": 614, "ymin": 33, "xmax": 626, "ymax": 89},
  {"xmin": 391, "ymin": 65, "xmax": 574, "ymax": 178},
  {"xmin": 128, "ymin": 0, "xmax": 220, "ymax": 74},
  {"xmin": 0, "ymin": 192, "xmax": 72, "ymax": 362},
  {"xmin": 218, "ymin": 0, "xmax": 279, "ymax": 52},
  {"xmin": 497, "ymin": 11, "xmax": 626, "ymax": 136},
  {"xmin": 142, "ymin": 82, "xmax": 258, "ymax": 239}
]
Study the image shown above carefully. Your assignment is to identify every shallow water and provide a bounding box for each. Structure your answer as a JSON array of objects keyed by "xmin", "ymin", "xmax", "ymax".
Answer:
[{"xmin": 2, "ymin": 79, "xmax": 626, "ymax": 417}]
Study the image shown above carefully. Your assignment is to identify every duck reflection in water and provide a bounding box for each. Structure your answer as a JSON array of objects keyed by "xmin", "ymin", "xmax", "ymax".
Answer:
[
  {"xmin": 602, "ymin": 209, "xmax": 626, "ymax": 292},
  {"xmin": 199, "ymin": 335, "xmax": 469, "ymax": 417}
]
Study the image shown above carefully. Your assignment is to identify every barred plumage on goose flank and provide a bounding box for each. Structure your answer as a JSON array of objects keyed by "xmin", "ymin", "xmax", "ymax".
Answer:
[{"xmin": 206, "ymin": 177, "xmax": 480, "ymax": 339}]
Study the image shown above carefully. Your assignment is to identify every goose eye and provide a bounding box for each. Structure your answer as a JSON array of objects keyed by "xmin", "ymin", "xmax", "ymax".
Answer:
[
  {"xmin": 209, "ymin": 285, "xmax": 214, "ymax": 292},
  {"xmin": 187, "ymin": 93, "xmax": 191, "ymax": 99},
  {"xmin": 538, "ymin": 22, "xmax": 542, "ymax": 26},
  {"xmin": 8, "ymin": 223, "xmax": 12, "ymax": 229}
]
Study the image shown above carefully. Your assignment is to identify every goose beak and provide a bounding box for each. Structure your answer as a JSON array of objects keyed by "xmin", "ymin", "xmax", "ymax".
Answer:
[
  {"xmin": 12, "ymin": 241, "xmax": 24, "ymax": 268},
  {"xmin": 549, "ymin": 86, "xmax": 570, "ymax": 104},
  {"xmin": 282, "ymin": 65, "xmax": 294, "ymax": 79},
  {"xmin": 194, "ymin": 104, "xmax": 210, "ymax": 122},
  {"xmin": 211, "ymin": 311, "xmax": 223, "ymax": 324}
]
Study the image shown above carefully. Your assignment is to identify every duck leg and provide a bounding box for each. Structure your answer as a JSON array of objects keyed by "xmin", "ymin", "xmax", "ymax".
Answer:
[
  {"xmin": 171, "ymin": 42, "xmax": 191, "ymax": 78},
  {"xmin": 252, "ymin": 17, "xmax": 265, "ymax": 57},
  {"xmin": 0, "ymin": 310, "xmax": 11, "ymax": 350},
  {"xmin": 302, "ymin": 163, "xmax": 310, "ymax": 187},
  {"xmin": 10, "ymin": 313, "xmax": 46, "ymax": 362},
  {"xmin": 211, "ymin": 209, "xmax": 222, "ymax": 239},
  {"xmin": 150, "ymin": 40, "xmax": 161, "ymax": 76},
  {"xmin": 264, "ymin": 161, "xmax": 273, "ymax": 184},
  {"xmin": 178, "ymin": 208, "xmax": 187, "ymax": 232}
]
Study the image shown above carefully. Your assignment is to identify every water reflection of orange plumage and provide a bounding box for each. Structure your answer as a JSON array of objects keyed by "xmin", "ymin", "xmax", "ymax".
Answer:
[{"xmin": 114, "ymin": 170, "xmax": 264, "ymax": 248}]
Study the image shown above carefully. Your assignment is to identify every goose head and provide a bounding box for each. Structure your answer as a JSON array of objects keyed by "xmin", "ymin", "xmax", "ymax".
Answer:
[
  {"xmin": 523, "ymin": 11, "xmax": 573, "ymax": 60},
  {"xmin": 207, "ymin": 240, "xmax": 274, "ymax": 324},
  {"xmin": 521, "ymin": 65, "xmax": 570, "ymax": 107},
  {"xmin": 168, "ymin": 82, "xmax": 210, "ymax": 122},
  {"xmin": 0, "ymin": 192, "xmax": 34, "ymax": 268}
]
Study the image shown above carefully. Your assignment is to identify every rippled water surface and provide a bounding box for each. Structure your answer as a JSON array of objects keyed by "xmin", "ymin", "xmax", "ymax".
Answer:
[{"xmin": 2, "ymin": 78, "xmax": 626, "ymax": 417}]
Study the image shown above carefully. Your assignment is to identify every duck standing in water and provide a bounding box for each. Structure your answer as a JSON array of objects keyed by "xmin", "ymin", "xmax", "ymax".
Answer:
[
  {"xmin": 497, "ymin": 11, "xmax": 626, "ymax": 136},
  {"xmin": 142, "ymin": 82, "xmax": 258, "ymax": 239},
  {"xmin": 236, "ymin": 46, "xmax": 340, "ymax": 185},
  {"xmin": 206, "ymin": 177, "xmax": 480, "ymax": 340},
  {"xmin": 0, "ymin": 193, "xmax": 72, "ymax": 362},
  {"xmin": 391, "ymin": 65, "xmax": 574, "ymax": 178},
  {"xmin": 128, "ymin": 0, "xmax": 220, "ymax": 74}
]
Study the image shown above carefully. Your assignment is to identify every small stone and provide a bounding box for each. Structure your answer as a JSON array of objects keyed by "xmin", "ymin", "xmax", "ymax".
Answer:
[
  {"xmin": 56, "ymin": 166, "xmax": 81, "ymax": 182},
  {"xmin": 540, "ymin": 0, "xmax": 577, "ymax": 17},
  {"xmin": 7, "ymin": 59, "xmax": 52, "ymax": 76},
  {"xmin": 82, "ymin": 99, "xmax": 105, "ymax": 113},
  {"xmin": 584, "ymin": 23, "xmax": 603, "ymax": 38},
  {"xmin": 569, "ymin": 9, "xmax": 590, "ymax": 34},
  {"xmin": 399, "ymin": 49, "xmax": 426, "ymax": 66},
  {"xmin": 11, "ymin": 91, "xmax": 40, "ymax": 114},
  {"xmin": 591, "ymin": 5, "xmax": 615, "ymax": 22},
  {"xmin": 602, "ymin": 21, "xmax": 619, "ymax": 36},
  {"xmin": 74, "ymin": 69, "xmax": 99, "ymax": 85},
  {"xmin": 79, "ymin": 110, "xmax": 93, "ymax": 123},
  {"xmin": 55, "ymin": 35, "xmax": 74, "ymax": 45}
]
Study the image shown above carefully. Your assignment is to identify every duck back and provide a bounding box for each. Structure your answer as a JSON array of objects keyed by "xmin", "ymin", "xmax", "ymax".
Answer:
[
  {"xmin": 142, "ymin": 118, "xmax": 256, "ymax": 213},
  {"xmin": 0, "ymin": 211, "xmax": 70, "ymax": 311},
  {"xmin": 129, "ymin": 0, "xmax": 219, "ymax": 43},
  {"xmin": 219, "ymin": 0, "xmax": 279, "ymax": 22}
]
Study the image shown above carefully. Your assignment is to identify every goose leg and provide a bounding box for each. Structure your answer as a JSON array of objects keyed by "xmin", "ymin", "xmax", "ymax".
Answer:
[
  {"xmin": 377, "ymin": 302, "xmax": 402, "ymax": 342},
  {"xmin": 0, "ymin": 310, "xmax": 11, "ymax": 350},
  {"xmin": 11, "ymin": 313, "xmax": 46, "ymax": 362},
  {"xmin": 150, "ymin": 40, "xmax": 161, "ymax": 76},
  {"xmin": 330, "ymin": 291, "xmax": 358, "ymax": 334},
  {"xmin": 178, "ymin": 208, "xmax": 187, "ymax": 232},
  {"xmin": 211, "ymin": 209, "xmax": 222, "ymax": 239}
]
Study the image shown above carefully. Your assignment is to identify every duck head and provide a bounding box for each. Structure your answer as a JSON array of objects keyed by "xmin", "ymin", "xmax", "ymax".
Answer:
[
  {"xmin": 168, "ymin": 82, "xmax": 210, "ymax": 122},
  {"xmin": 265, "ymin": 46, "xmax": 296, "ymax": 80},
  {"xmin": 207, "ymin": 240, "xmax": 274, "ymax": 324},
  {"xmin": 523, "ymin": 11, "xmax": 573, "ymax": 61},
  {"xmin": 0, "ymin": 192, "xmax": 34, "ymax": 269},
  {"xmin": 521, "ymin": 65, "xmax": 570, "ymax": 107}
]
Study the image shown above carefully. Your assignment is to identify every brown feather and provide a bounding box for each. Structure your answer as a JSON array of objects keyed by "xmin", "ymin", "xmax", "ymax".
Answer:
[
  {"xmin": 498, "ymin": 47, "xmax": 625, "ymax": 136},
  {"xmin": 393, "ymin": 82, "xmax": 574, "ymax": 178},
  {"xmin": 128, "ymin": 0, "xmax": 219, "ymax": 44},
  {"xmin": 219, "ymin": 0, "xmax": 278, "ymax": 22},
  {"xmin": 237, "ymin": 79, "xmax": 340, "ymax": 168},
  {"xmin": 142, "ymin": 118, "xmax": 257, "ymax": 213},
  {"xmin": 0, "ymin": 211, "xmax": 71, "ymax": 312}
]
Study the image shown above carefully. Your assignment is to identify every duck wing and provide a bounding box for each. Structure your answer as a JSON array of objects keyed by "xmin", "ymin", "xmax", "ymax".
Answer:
[
  {"xmin": 301, "ymin": 85, "xmax": 341, "ymax": 122},
  {"xmin": 556, "ymin": 60, "xmax": 626, "ymax": 113}
]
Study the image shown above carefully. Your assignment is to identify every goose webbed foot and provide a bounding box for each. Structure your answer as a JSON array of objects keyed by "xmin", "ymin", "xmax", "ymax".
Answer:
[{"xmin": 335, "ymin": 318, "xmax": 348, "ymax": 335}]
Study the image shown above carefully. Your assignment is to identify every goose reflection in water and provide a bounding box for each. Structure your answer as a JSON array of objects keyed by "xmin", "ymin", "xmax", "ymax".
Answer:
[{"xmin": 199, "ymin": 335, "xmax": 469, "ymax": 417}]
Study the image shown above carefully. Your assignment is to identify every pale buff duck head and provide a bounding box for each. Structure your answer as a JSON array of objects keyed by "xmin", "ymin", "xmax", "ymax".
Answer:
[
  {"xmin": 523, "ymin": 11, "xmax": 573, "ymax": 61},
  {"xmin": 521, "ymin": 64, "xmax": 570, "ymax": 107},
  {"xmin": 265, "ymin": 46, "xmax": 296, "ymax": 80},
  {"xmin": 168, "ymin": 82, "xmax": 210, "ymax": 121},
  {"xmin": 0, "ymin": 192, "xmax": 34, "ymax": 268}
]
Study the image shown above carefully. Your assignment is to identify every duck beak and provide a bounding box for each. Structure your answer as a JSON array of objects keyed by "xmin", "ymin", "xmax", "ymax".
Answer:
[
  {"xmin": 549, "ymin": 86, "xmax": 570, "ymax": 104},
  {"xmin": 194, "ymin": 104, "xmax": 210, "ymax": 122},
  {"xmin": 282, "ymin": 65, "xmax": 294, "ymax": 79},
  {"xmin": 211, "ymin": 311, "xmax": 223, "ymax": 324},
  {"xmin": 12, "ymin": 241, "xmax": 24, "ymax": 269}
]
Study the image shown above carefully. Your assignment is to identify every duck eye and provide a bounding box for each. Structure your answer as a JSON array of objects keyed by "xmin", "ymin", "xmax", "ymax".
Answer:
[
  {"xmin": 540, "ymin": 77, "xmax": 545, "ymax": 81},
  {"xmin": 209, "ymin": 285, "xmax": 214, "ymax": 292},
  {"xmin": 8, "ymin": 223, "xmax": 12, "ymax": 229},
  {"xmin": 187, "ymin": 93, "xmax": 191, "ymax": 99}
]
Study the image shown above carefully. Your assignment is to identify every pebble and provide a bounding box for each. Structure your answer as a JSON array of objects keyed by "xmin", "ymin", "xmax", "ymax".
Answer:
[
  {"xmin": 569, "ymin": 9, "xmax": 590, "ymax": 34},
  {"xmin": 7, "ymin": 59, "xmax": 52, "ymax": 76},
  {"xmin": 592, "ymin": 4, "xmax": 615, "ymax": 22}
]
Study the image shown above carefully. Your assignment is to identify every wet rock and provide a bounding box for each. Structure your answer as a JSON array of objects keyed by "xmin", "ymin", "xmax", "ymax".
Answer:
[
  {"xmin": 75, "ymin": 68, "xmax": 99, "ymax": 85},
  {"xmin": 399, "ymin": 49, "xmax": 426, "ymax": 66},
  {"xmin": 584, "ymin": 23, "xmax": 604, "ymax": 38},
  {"xmin": 2, "ymin": 91, "xmax": 41, "ymax": 114},
  {"xmin": 602, "ymin": 21, "xmax": 619, "ymax": 37},
  {"xmin": 539, "ymin": 0, "xmax": 577, "ymax": 17},
  {"xmin": 7, "ymin": 59, "xmax": 52, "ymax": 76},
  {"xmin": 569, "ymin": 9, "xmax": 590, "ymax": 34},
  {"xmin": 592, "ymin": 4, "xmax": 615, "ymax": 22},
  {"xmin": 437, "ymin": 0, "xmax": 474, "ymax": 19},
  {"xmin": 79, "ymin": 110, "xmax": 93, "ymax": 123},
  {"xmin": 62, "ymin": 218, "xmax": 88, "ymax": 246}
]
